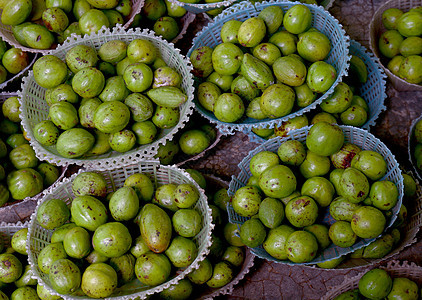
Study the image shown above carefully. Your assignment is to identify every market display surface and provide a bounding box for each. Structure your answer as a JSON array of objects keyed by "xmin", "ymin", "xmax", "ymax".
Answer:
[{"xmin": 0, "ymin": 0, "xmax": 422, "ymax": 299}]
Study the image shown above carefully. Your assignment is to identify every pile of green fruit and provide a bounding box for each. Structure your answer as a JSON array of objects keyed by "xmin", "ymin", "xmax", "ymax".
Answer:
[
  {"xmin": 0, "ymin": 37, "xmax": 31, "ymax": 85},
  {"xmin": 251, "ymin": 53, "xmax": 373, "ymax": 140},
  {"xmin": 0, "ymin": 0, "xmax": 137, "ymax": 50},
  {"xmin": 0, "ymin": 226, "xmax": 63, "ymax": 299},
  {"xmin": 158, "ymin": 170, "xmax": 250, "ymax": 299},
  {"xmin": 30, "ymin": 169, "xmax": 207, "ymax": 298},
  {"xmin": 190, "ymin": 4, "xmax": 338, "ymax": 124},
  {"xmin": 140, "ymin": 0, "xmax": 189, "ymax": 42},
  {"xmin": 333, "ymin": 267, "xmax": 420, "ymax": 300},
  {"xmin": 31, "ymin": 38, "xmax": 188, "ymax": 160},
  {"xmin": 377, "ymin": 6, "xmax": 422, "ymax": 84},
  {"xmin": 0, "ymin": 95, "xmax": 61, "ymax": 207},
  {"xmin": 229, "ymin": 122, "xmax": 401, "ymax": 264},
  {"xmin": 155, "ymin": 116, "xmax": 219, "ymax": 165}
]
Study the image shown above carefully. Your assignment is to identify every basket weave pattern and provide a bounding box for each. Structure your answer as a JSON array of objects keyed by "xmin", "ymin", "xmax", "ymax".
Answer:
[
  {"xmin": 227, "ymin": 125, "xmax": 404, "ymax": 265},
  {"xmin": 322, "ymin": 260, "xmax": 422, "ymax": 299},
  {"xmin": 188, "ymin": 0, "xmax": 350, "ymax": 135},
  {"xmin": 18, "ymin": 25, "xmax": 195, "ymax": 171},
  {"xmin": 0, "ymin": 222, "xmax": 27, "ymax": 248},
  {"xmin": 369, "ymin": 0, "xmax": 422, "ymax": 91},
  {"xmin": 27, "ymin": 161, "xmax": 213, "ymax": 300}
]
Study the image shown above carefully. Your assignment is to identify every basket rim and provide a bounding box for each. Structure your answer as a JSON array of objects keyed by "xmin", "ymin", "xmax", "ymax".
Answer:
[
  {"xmin": 26, "ymin": 161, "xmax": 214, "ymax": 300},
  {"xmin": 227, "ymin": 124, "xmax": 404, "ymax": 266},
  {"xmin": 408, "ymin": 113, "xmax": 422, "ymax": 181},
  {"xmin": 0, "ymin": 0, "xmax": 145, "ymax": 54},
  {"xmin": 322, "ymin": 260, "xmax": 422, "ymax": 300},
  {"xmin": 187, "ymin": 0, "xmax": 351, "ymax": 135},
  {"xmin": 18, "ymin": 25, "xmax": 195, "ymax": 171},
  {"xmin": 368, "ymin": 0, "xmax": 422, "ymax": 91},
  {"xmin": 166, "ymin": 0, "xmax": 239, "ymax": 13}
]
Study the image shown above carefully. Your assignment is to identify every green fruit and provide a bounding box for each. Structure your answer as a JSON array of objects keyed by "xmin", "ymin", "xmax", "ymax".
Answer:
[
  {"xmin": 306, "ymin": 61, "xmax": 337, "ymax": 93},
  {"xmin": 178, "ymin": 130, "xmax": 210, "ymax": 155},
  {"xmin": 9, "ymin": 144, "xmax": 38, "ymax": 169},
  {"xmin": 190, "ymin": 46, "xmax": 214, "ymax": 78},
  {"xmin": 351, "ymin": 150, "xmax": 387, "ymax": 181},
  {"xmin": 187, "ymin": 258, "xmax": 212, "ymax": 284},
  {"xmin": 239, "ymin": 218, "xmax": 266, "ymax": 248},
  {"xmin": 329, "ymin": 196, "xmax": 361, "ymax": 222},
  {"xmin": 2, "ymin": 96, "xmax": 21, "ymax": 122},
  {"xmin": 382, "ymin": 8, "xmax": 403, "ymax": 30},
  {"xmin": 277, "ymin": 140, "xmax": 306, "ymax": 166},
  {"xmin": 379, "ymin": 30, "xmax": 404, "ymax": 58},
  {"xmin": 246, "ymin": 100, "xmax": 268, "ymax": 120},
  {"xmin": 124, "ymin": 93, "xmax": 154, "ymax": 122},
  {"xmin": 338, "ymin": 167, "xmax": 369, "ymax": 204},
  {"xmin": 165, "ymin": 236, "xmax": 198, "ymax": 268},
  {"xmin": 2, "ymin": 48, "xmax": 28, "ymax": 75},
  {"xmin": 127, "ymin": 39, "xmax": 157, "ymax": 64},
  {"xmin": 402, "ymin": 173, "xmax": 417, "ymax": 197},
  {"xmin": 99, "ymin": 75, "xmax": 130, "ymax": 102},
  {"xmin": 172, "ymin": 209, "xmax": 201, "ymax": 238},
  {"xmin": 11, "ymin": 286, "xmax": 38, "ymax": 299},
  {"xmin": 320, "ymin": 82, "xmax": 353, "ymax": 114},
  {"xmin": 249, "ymin": 150, "xmax": 279, "ymax": 177},
  {"xmin": 285, "ymin": 230, "xmax": 318, "ymax": 263},
  {"xmin": 135, "ymin": 252, "xmax": 171, "ymax": 286},
  {"xmin": 37, "ymin": 284, "xmax": 62, "ymax": 300},
  {"xmin": 48, "ymin": 101, "xmax": 79, "ymax": 130},
  {"xmin": 103, "ymin": 9, "xmax": 123, "ymax": 27},
  {"xmin": 130, "ymin": 236, "xmax": 150, "ymax": 258},
  {"xmin": 241, "ymin": 53, "xmax": 274, "ymax": 90},
  {"xmin": 297, "ymin": 31, "xmax": 331, "ymax": 62},
  {"xmin": 285, "ymin": 195, "xmax": 318, "ymax": 228},
  {"xmin": 212, "ymin": 42, "xmax": 243, "ymax": 76},
  {"xmin": 303, "ymin": 224, "xmax": 330, "ymax": 250},
  {"xmin": 142, "ymin": 0, "xmax": 166, "ymax": 20},
  {"xmin": 153, "ymin": 16, "xmax": 179, "ymax": 41},
  {"xmin": 33, "ymin": 55, "xmax": 68, "ymax": 89},
  {"xmin": 73, "ymin": 0, "xmax": 92, "ymax": 20},
  {"xmin": 78, "ymin": 9, "xmax": 110, "ymax": 35},
  {"xmin": 49, "ymin": 258, "xmax": 81, "ymax": 294},
  {"xmin": 273, "ymin": 55, "xmax": 307, "ymax": 87},
  {"xmin": 351, "ymin": 206, "xmax": 386, "ymax": 239},
  {"xmin": 206, "ymin": 72, "xmax": 233, "ymax": 92},
  {"xmin": 369, "ymin": 180, "xmax": 399, "ymax": 211},
  {"xmin": 252, "ymin": 42, "xmax": 282, "ymax": 66},
  {"xmin": 263, "ymin": 224, "xmax": 295, "ymax": 260},
  {"xmin": 72, "ymin": 67, "xmax": 105, "ymax": 98},
  {"xmin": 399, "ymin": 36, "xmax": 422, "ymax": 57},
  {"xmin": 109, "ymin": 186, "xmax": 139, "ymax": 221},
  {"xmin": 398, "ymin": 54, "xmax": 422, "ymax": 84},
  {"xmin": 260, "ymin": 83, "xmax": 295, "ymax": 118},
  {"xmin": 397, "ymin": 11, "xmax": 422, "ymax": 37},
  {"xmin": 49, "ymin": 83, "xmax": 79, "ymax": 105},
  {"xmin": 66, "ymin": 45, "xmax": 98, "ymax": 74},
  {"xmin": 238, "ymin": 17, "xmax": 266, "ymax": 47},
  {"xmin": 222, "ymin": 245, "xmax": 244, "ymax": 267},
  {"xmin": 42, "ymin": 7, "xmax": 68, "ymax": 32},
  {"xmin": 139, "ymin": 203, "xmax": 172, "ymax": 253},
  {"xmin": 160, "ymin": 278, "xmax": 192, "ymax": 300},
  {"xmin": 14, "ymin": 264, "xmax": 37, "ymax": 287},
  {"xmin": 11, "ymin": 228, "xmax": 28, "ymax": 255},
  {"xmin": 258, "ymin": 197, "xmax": 284, "ymax": 229},
  {"xmin": 164, "ymin": 0, "xmax": 186, "ymax": 17},
  {"xmin": 197, "ymin": 82, "xmax": 221, "ymax": 112},
  {"xmin": 301, "ymin": 176, "xmax": 335, "ymax": 207},
  {"xmin": 0, "ymin": 253, "xmax": 22, "ymax": 283},
  {"xmin": 206, "ymin": 261, "xmax": 234, "ymax": 288},
  {"xmin": 36, "ymin": 198, "xmax": 69, "ymax": 230},
  {"xmin": 56, "ymin": 128, "xmax": 95, "ymax": 158},
  {"xmin": 78, "ymin": 97, "xmax": 102, "ymax": 128},
  {"xmin": 358, "ymin": 268, "xmax": 392, "ymax": 299},
  {"xmin": 51, "ymin": 223, "xmax": 77, "ymax": 243},
  {"xmin": 232, "ymin": 185, "xmax": 261, "ymax": 217},
  {"xmin": 316, "ymin": 256, "xmax": 345, "ymax": 269},
  {"xmin": 93, "ymin": 101, "xmax": 130, "ymax": 133},
  {"xmin": 220, "ymin": 20, "xmax": 242, "ymax": 43},
  {"xmin": 258, "ymin": 5, "xmax": 283, "ymax": 35},
  {"xmin": 213, "ymin": 93, "xmax": 245, "ymax": 123},
  {"xmin": 81, "ymin": 263, "xmax": 117, "ymax": 298},
  {"xmin": 329, "ymin": 221, "xmax": 357, "ymax": 247},
  {"xmin": 299, "ymin": 150, "xmax": 331, "ymax": 178},
  {"xmin": 7, "ymin": 168, "xmax": 43, "ymax": 200},
  {"xmin": 283, "ymin": 4, "xmax": 312, "ymax": 34},
  {"xmin": 92, "ymin": 222, "xmax": 132, "ymax": 258},
  {"xmin": 71, "ymin": 195, "xmax": 107, "ymax": 231},
  {"xmin": 306, "ymin": 122, "xmax": 344, "ymax": 156},
  {"xmin": 63, "ymin": 226, "xmax": 91, "ymax": 259},
  {"xmin": 330, "ymin": 142, "xmax": 361, "ymax": 169},
  {"xmin": 1, "ymin": 0, "xmax": 32, "ymax": 25},
  {"xmin": 362, "ymin": 233, "xmax": 394, "ymax": 259},
  {"xmin": 258, "ymin": 164, "xmax": 296, "ymax": 198},
  {"xmin": 269, "ymin": 30, "xmax": 297, "ymax": 56},
  {"xmin": 153, "ymin": 66, "xmax": 182, "ymax": 88},
  {"xmin": 72, "ymin": 171, "xmax": 107, "ymax": 197},
  {"xmin": 223, "ymin": 222, "xmax": 244, "ymax": 247},
  {"xmin": 124, "ymin": 173, "xmax": 154, "ymax": 202},
  {"xmin": 231, "ymin": 75, "xmax": 260, "ymax": 101},
  {"xmin": 33, "ymin": 120, "xmax": 60, "ymax": 146},
  {"xmin": 174, "ymin": 183, "xmax": 199, "ymax": 209},
  {"xmin": 146, "ymin": 86, "xmax": 187, "ymax": 108},
  {"xmin": 387, "ymin": 277, "xmax": 419, "ymax": 300}
]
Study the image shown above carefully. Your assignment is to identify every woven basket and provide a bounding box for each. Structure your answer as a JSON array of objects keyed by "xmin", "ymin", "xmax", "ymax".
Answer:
[
  {"xmin": 0, "ymin": 221, "xmax": 27, "ymax": 249},
  {"xmin": 227, "ymin": 125, "xmax": 404, "ymax": 265},
  {"xmin": 187, "ymin": 0, "xmax": 350, "ymax": 135},
  {"xmin": 246, "ymin": 39, "xmax": 387, "ymax": 144},
  {"xmin": 0, "ymin": 92, "xmax": 68, "ymax": 215},
  {"xmin": 27, "ymin": 161, "xmax": 213, "ymax": 300},
  {"xmin": 0, "ymin": 51, "xmax": 37, "ymax": 92},
  {"xmin": 408, "ymin": 114, "xmax": 422, "ymax": 181},
  {"xmin": 19, "ymin": 25, "xmax": 195, "ymax": 171},
  {"xmin": 322, "ymin": 260, "xmax": 422, "ymax": 299},
  {"xmin": 0, "ymin": 0, "xmax": 144, "ymax": 54},
  {"xmin": 369, "ymin": 0, "xmax": 422, "ymax": 91},
  {"xmin": 166, "ymin": 0, "xmax": 239, "ymax": 14}
]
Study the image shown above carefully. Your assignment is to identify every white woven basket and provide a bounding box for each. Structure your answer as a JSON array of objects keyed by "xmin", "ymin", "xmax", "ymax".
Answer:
[
  {"xmin": 0, "ymin": 221, "xmax": 27, "ymax": 249},
  {"xmin": 0, "ymin": 92, "xmax": 68, "ymax": 216},
  {"xmin": 27, "ymin": 161, "xmax": 213, "ymax": 300},
  {"xmin": 0, "ymin": 0, "xmax": 144, "ymax": 54},
  {"xmin": 227, "ymin": 125, "xmax": 404, "ymax": 265},
  {"xmin": 19, "ymin": 25, "xmax": 195, "ymax": 171},
  {"xmin": 369, "ymin": 0, "xmax": 422, "ymax": 91},
  {"xmin": 166, "ymin": 0, "xmax": 239, "ymax": 14},
  {"xmin": 188, "ymin": 0, "xmax": 350, "ymax": 135},
  {"xmin": 322, "ymin": 260, "xmax": 422, "ymax": 299}
]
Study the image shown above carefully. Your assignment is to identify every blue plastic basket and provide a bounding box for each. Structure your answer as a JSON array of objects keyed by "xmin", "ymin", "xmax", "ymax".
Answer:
[
  {"xmin": 246, "ymin": 39, "xmax": 387, "ymax": 144},
  {"xmin": 227, "ymin": 125, "xmax": 404, "ymax": 265},
  {"xmin": 187, "ymin": 0, "xmax": 350, "ymax": 135}
]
